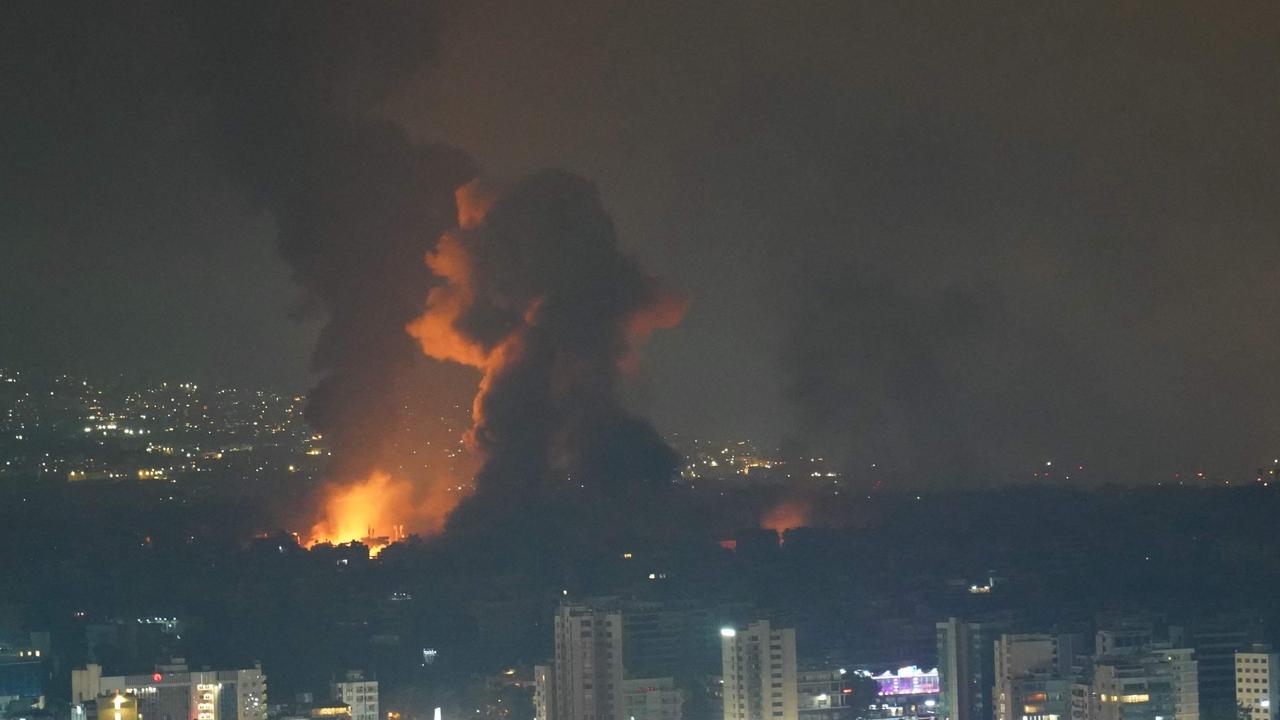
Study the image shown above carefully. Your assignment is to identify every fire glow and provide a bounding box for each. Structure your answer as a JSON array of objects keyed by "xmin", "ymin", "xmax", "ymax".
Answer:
[
  {"xmin": 309, "ymin": 173, "xmax": 685, "ymax": 549},
  {"xmin": 307, "ymin": 470, "xmax": 452, "ymax": 555},
  {"xmin": 761, "ymin": 500, "xmax": 810, "ymax": 539},
  {"xmin": 305, "ymin": 184, "xmax": 498, "ymax": 551},
  {"xmin": 405, "ymin": 175, "xmax": 686, "ymax": 479}
]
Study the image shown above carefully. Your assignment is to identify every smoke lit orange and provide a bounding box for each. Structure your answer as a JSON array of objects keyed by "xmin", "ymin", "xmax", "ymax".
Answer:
[
  {"xmin": 761, "ymin": 500, "xmax": 809, "ymax": 539},
  {"xmin": 317, "ymin": 173, "xmax": 685, "ymax": 546},
  {"xmin": 406, "ymin": 181, "xmax": 688, "ymax": 460}
]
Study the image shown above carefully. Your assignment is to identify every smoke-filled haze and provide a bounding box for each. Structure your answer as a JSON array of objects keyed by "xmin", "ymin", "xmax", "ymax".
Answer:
[{"xmin": 4, "ymin": 0, "xmax": 1280, "ymax": 488}]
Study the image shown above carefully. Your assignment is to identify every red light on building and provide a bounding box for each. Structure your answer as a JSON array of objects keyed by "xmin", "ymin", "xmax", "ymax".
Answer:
[{"xmin": 153, "ymin": 673, "xmax": 163, "ymax": 683}]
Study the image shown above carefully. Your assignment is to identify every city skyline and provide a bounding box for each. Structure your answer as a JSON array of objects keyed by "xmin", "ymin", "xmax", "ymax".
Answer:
[{"xmin": 4, "ymin": 5, "xmax": 1280, "ymax": 720}]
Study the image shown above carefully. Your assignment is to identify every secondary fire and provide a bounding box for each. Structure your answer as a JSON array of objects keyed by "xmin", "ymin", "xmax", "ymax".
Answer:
[{"xmin": 761, "ymin": 500, "xmax": 810, "ymax": 540}]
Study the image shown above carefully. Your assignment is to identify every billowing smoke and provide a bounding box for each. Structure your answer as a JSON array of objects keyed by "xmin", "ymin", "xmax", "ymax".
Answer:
[
  {"xmin": 6, "ymin": 1, "xmax": 685, "ymax": 541},
  {"xmin": 408, "ymin": 171, "xmax": 688, "ymax": 528},
  {"xmin": 185, "ymin": 2, "xmax": 477, "ymax": 538},
  {"xmin": 191, "ymin": 4, "xmax": 688, "ymax": 539}
]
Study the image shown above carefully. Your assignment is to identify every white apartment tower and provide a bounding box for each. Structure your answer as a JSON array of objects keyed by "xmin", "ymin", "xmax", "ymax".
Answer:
[
  {"xmin": 1236, "ymin": 645, "xmax": 1279, "ymax": 720},
  {"xmin": 333, "ymin": 671, "xmax": 378, "ymax": 720},
  {"xmin": 554, "ymin": 603, "xmax": 626, "ymax": 720},
  {"xmin": 721, "ymin": 620, "xmax": 798, "ymax": 720}
]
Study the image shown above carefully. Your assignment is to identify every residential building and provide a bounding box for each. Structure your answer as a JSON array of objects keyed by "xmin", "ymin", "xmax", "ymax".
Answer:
[
  {"xmin": 797, "ymin": 668, "xmax": 854, "ymax": 720},
  {"xmin": 1092, "ymin": 647, "xmax": 1197, "ymax": 720},
  {"xmin": 1185, "ymin": 617, "xmax": 1263, "ymax": 720},
  {"xmin": 0, "ymin": 646, "xmax": 45, "ymax": 713},
  {"xmin": 994, "ymin": 634, "xmax": 1080, "ymax": 720},
  {"xmin": 721, "ymin": 620, "xmax": 797, "ymax": 720},
  {"xmin": 1236, "ymin": 645, "xmax": 1279, "ymax": 720},
  {"xmin": 332, "ymin": 672, "xmax": 377, "ymax": 720},
  {"xmin": 621, "ymin": 677, "xmax": 683, "ymax": 720},
  {"xmin": 553, "ymin": 603, "xmax": 626, "ymax": 720},
  {"xmin": 937, "ymin": 618, "xmax": 1009, "ymax": 720},
  {"xmin": 71, "ymin": 660, "xmax": 267, "ymax": 720},
  {"xmin": 535, "ymin": 665, "xmax": 555, "ymax": 720}
]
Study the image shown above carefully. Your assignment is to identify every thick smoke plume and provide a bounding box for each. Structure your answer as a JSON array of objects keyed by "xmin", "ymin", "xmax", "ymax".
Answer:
[
  {"xmin": 187, "ymin": 2, "xmax": 477, "ymax": 539},
  {"xmin": 408, "ymin": 171, "xmax": 688, "ymax": 528},
  {"xmin": 6, "ymin": 1, "xmax": 686, "ymax": 540},
  {"xmin": 194, "ymin": 3, "xmax": 687, "ymax": 539}
]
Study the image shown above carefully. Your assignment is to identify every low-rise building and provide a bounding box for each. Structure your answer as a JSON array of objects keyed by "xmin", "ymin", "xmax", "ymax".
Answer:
[{"xmin": 71, "ymin": 660, "xmax": 267, "ymax": 720}]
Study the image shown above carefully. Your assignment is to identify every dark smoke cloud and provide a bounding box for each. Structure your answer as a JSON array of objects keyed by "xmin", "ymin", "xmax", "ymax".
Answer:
[
  {"xmin": 395, "ymin": 0, "xmax": 1280, "ymax": 488},
  {"xmin": 411, "ymin": 171, "xmax": 686, "ymax": 530},
  {"xmin": 4, "ymin": 1, "xmax": 686, "ymax": 532},
  {"xmin": 184, "ymin": 2, "xmax": 476, "ymax": 488},
  {"xmin": 3, "ymin": 1, "xmax": 476, "ymax": 509}
]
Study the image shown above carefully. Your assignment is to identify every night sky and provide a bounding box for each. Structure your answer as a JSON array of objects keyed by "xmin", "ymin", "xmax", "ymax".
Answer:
[{"xmin": 4, "ymin": 1, "xmax": 1279, "ymax": 486}]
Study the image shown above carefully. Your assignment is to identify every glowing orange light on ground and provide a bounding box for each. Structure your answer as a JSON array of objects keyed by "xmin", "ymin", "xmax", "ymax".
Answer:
[
  {"xmin": 761, "ymin": 500, "xmax": 809, "ymax": 539},
  {"xmin": 308, "ymin": 469, "xmax": 452, "ymax": 555}
]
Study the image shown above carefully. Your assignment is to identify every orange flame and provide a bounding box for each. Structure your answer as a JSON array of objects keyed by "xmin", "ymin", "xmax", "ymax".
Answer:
[
  {"xmin": 317, "ymin": 177, "xmax": 684, "ymax": 548},
  {"xmin": 307, "ymin": 184, "xmax": 499, "ymax": 549},
  {"xmin": 309, "ymin": 469, "xmax": 453, "ymax": 555}
]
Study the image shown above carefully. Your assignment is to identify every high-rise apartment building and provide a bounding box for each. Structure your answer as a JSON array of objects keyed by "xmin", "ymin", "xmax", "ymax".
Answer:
[
  {"xmin": 1236, "ymin": 645, "xmax": 1279, "ymax": 720},
  {"xmin": 537, "ymin": 601, "xmax": 687, "ymax": 720},
  {"xmin": 553, "ymin": 603, "xmax": 626, "ymax": 720},
  {"xmin": 721, "ymin": 620, "xmax": 797, "ymax": 720},
  {"xmin": 937, "ymin": 618, "xmax": 1009, "ymax": 720},
  {"xmin": 332, "ymin": 671, "xmax": 378, "ymax": 720},
  {"xmin": 72, "ymin": 660, "xmax": 267, "ymax": 720},
  {"xmin": 994, "ymin": 634, "xmax": 1080, "ymax": 720}
]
